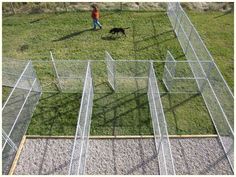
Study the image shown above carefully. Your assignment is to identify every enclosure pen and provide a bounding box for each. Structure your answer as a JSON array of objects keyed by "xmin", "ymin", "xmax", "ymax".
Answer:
[
  {"xmin": 2, "ymin": 51, "xmax": 234, "ymax": 175},
  {"xmin": 1, "ymin": 2, "xmax": 234, "ymax": 175}
]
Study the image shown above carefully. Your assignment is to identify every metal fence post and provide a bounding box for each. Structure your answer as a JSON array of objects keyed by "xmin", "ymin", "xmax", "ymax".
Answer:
[
  {"xmin": 184, "ymin": 25, "xmax": 193, "ymax": 54},
  {"xmin": 199, "ymin": 61, "xmax": 214, "ymax": 93},
  {"xmin": 50, "ymin": 51, "xmax": 62, "ymax": 91},
  {"xmin": 173, "ymin": 5, "xmax": 179, "ymax": 31},
  {"xmin": 2, "ymin": 129, "xmax": 17, "ymax": 151},
  {"xmin": 177, "ymin": 12, "xmax": 183, "ymax": 36}
]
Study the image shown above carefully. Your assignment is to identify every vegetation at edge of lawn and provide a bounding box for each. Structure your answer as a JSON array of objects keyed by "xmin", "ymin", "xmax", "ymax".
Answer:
[{"xmin": 3, "ymin": 10, "xmax": 232, "ymax": 136}]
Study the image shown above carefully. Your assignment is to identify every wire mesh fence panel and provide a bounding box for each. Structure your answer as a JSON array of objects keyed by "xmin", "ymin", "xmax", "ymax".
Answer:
[
  {"xmin": 2, "ymin": 143, "xmax": 16, "ymax": 174},
  {"xmin": 162, "ymin": 51, "xmax": 176, "ymax": 91},
  {"xmin": 201, "ymin": 80, "xmax": 234, "ymax": 170},
  {"xmin": 115, "ymin": 60, "xmax": 150, "ymax": 93},
  {"xmin": 167, "ymin": 2, "xmax": 234, "ymax": 172},
  {"xmin": 55, "ymin": 60, "xmax": 88, "ymax": 93},
  {"xmin": 163, "ymin": 51, "xmax": 206, "ymax": 93},
  {"xmin": 2, "ymin": 59, "xmax": 30, "ymax": 88},
  {"xmin": 189, "ymin": 27, "xmax": 213, "ymax": 61},
  {"xmin": 90, "ymin": 61, "xmax": 113, "ymax": 94},
  {"xmin": 148, "ymin": 62, "xmax": 175, "ymax": 175},
  {"xmin": 32, "ymin": 61, "xmax": 58, "ymax": 92},
  {"xmin": 105, "ymin": 51, "xmax": 115, "ymax": 91},
  {"xmin": 115, "ymin": 78, "xmax": 148, "ymax": 93},
  {"xmin": 32, "ymin": 60, "xmax": 88, "ymax": 93},
  {"xmin": 69, "ymin": 62, "xmax": 94, "ymax": 175},
  {"xmin": 2, "ymin": 61, "xmax": 41, "ymax": 175},
  {"xmin": 116, "ymin": 60, "xmax": 150, "ymax": 78},
  {"xmin": 205, "ymin": 63, "xmax": 234, "ymax": 128}
]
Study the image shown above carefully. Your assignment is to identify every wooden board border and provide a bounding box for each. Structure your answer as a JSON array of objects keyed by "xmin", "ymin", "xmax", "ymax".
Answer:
[
  {"xmin": 26, "ymin": 134, "xmax": 218, "ymax": 139},
  {"xmin": 8, "ymin": 135, "xmax": 27, "ymax": 175}
]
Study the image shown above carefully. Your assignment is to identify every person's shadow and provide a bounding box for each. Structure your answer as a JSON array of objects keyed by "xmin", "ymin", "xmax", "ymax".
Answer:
[{"xmin": 52, "ymin": 28, "xmax": 93, "ymax": 42}]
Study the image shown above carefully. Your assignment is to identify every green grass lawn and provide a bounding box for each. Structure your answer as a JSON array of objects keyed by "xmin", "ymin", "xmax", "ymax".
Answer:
[
  {"xmin": 26, "ymin": 92, "xmax": 82, "ymax": 135},
  {"xmin": 186, "ymin": 10, "xmax": 234, "ymax": 92},
  {"xmin": 2, "ymin": 11, "xmax": 184, "ymax": 60},
  {"xmin": 91, "ymin": 92, "xmax": 153, "ymax": 135},
  {"xmin": 2, "ymin": 86, "xmax": 12, "ymax": 104},
  {"xmin": 3, "ymin": 10, "xmax": 233, "ymax": 136}
]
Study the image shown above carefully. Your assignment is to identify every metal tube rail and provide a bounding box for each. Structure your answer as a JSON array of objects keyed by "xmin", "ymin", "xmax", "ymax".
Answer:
[
  {"xmin": 50, "ymin": 51, "xmax": 62, "ymax": 91},
  {"xmin": 2, "ymin": 61, "xmax": 31, "ymax": 110},
  {"xmin": 167, "ymin": 2, "xmax": 234, "ymax": 172},
  {"xmin": 2, "ymin": 79, "xmax": 37, "ymax": 150}
]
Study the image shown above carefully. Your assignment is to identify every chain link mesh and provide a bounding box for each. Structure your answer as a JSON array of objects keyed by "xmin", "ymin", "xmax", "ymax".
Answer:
[
  {"xmin": 167, "ymin": 2, "xmax": 234, "ymax": 171},
  {"xmin": 2, "ymin": 60, "xmax": 41, "ymax": 174},
  {"xmin": 105, "ymin": 51, "xmax": 116, "ymax": 90},
  {"xmin": 68, "ymin": 62, "xmax": 94, "ymax": 175},
  {"xmin": 148, "ymin": 62, "xmax": 175, "ymax": 175}
]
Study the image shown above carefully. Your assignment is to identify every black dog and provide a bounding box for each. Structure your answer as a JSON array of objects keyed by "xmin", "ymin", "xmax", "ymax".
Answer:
[{"xmin": 109, "ymin": 27, "xmax": 130, "ymax": 36}]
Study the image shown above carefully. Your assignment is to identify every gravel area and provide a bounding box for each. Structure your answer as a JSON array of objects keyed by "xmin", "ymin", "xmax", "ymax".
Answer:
[
  {"xmin": 14, "ymin": 139, "xmax": 73, "ymax": 175},
  {"xmin": 171, "ymin": 138, "xmax": 233, "ymax": 175},
  {"xmin": 85, "ymin": 138, "xmax": 159, "ymax": 175},
  {"xmin": 14, "ymin": 137, "xmax": 233, "ymax": 175}
]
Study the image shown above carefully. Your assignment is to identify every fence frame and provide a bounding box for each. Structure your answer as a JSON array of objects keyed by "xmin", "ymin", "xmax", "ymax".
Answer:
[
  {"xmin": 162, "ymin": 50, "xmax": 176, "ymax": 91},
  {"xmin": 3, "ymin": 42, "xmax": 234, "ymax": 175},
  {"xmin": 105, "ymin": 51, "xmax": 116, "ymax": 91},
  {"xmin": 148, "ymin": 61, "xmax": 176, "ymax": 175},
  {"xmin": 68, "ymin": 61, "xmax": 94, "ymax": 175},
  {"xmin": 50, "ymin": 51, "xmax": 62, "ymax": 91},
  {"xmin": 167, "ymin": 2, "xmax": 234, "ymax": 172},
  {"xmin": 2, "ymin": 60, "xmax": 42, "ymax": 175}
]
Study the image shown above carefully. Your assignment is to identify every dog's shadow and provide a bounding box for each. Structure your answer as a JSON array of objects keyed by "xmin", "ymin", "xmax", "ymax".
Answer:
[{"xmin": 101, "ymin": 34, "xmax": 122, "ymax": 41}]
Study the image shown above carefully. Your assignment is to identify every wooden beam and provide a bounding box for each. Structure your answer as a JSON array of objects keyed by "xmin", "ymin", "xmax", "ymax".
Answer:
[
  {"xmin": 8, "ymin": 135, "xmax": 27, "ymax": 175},
  {"xmin": 25, "ymin": 134, "xmax": 218, "ymax": 139}
]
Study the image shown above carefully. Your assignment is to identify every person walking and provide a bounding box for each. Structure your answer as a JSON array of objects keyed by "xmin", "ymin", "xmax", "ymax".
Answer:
[{"xmin": 91, "ymin": 5, "xmax": 102, "ymax": 30}]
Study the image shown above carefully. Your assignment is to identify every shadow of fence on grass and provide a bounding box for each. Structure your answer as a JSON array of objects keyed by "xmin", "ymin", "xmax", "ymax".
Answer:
[
  {"xmin": 52, "ymin": 28, "xmax": 93, "ymax": 42},
  {"xmin": 91, "ymin": 89, "xmax": 152, "ymax": 135}
]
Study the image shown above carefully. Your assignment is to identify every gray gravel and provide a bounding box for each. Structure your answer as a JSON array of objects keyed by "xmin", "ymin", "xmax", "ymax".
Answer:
[
  {"xmin": 85, "ymin": 138, "xmax": 159, "ymax": 175},
  {"xmin": 170, "ymin": 138, "xmax": 233, "ymax": 175},
  {"xmin": 14, "ymin": 137, "xmax": 233, "ymax": 175},
  {"xmin": 14, "ymin": 139, "xmax": 73, "ymax": 175}
]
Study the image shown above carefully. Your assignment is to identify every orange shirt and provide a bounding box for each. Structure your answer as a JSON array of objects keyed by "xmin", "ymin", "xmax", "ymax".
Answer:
[{"xmin": 92, "ymin": 9, "xmax": 99, "ymax": 19}]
